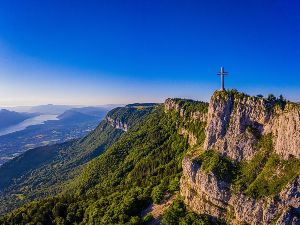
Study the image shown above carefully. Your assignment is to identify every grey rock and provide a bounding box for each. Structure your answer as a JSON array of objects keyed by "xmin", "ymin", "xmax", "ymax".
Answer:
[
  {"xmin": 204, "ymin": 93, "xmax": 300, "ymax": 161},
  {"xmin": 180, "ymin": 92, "xmax": 300, "ymax": 224},
  {"xmin": 180, "ymin": 156, "xmax": 300, "ymax": 224},
  {"xmin": 106, "ymin": 116, "xmax": 129, "ymax": 131}
]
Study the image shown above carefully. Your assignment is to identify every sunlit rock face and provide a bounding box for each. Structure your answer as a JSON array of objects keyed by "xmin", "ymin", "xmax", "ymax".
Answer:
[
  {"xmin": 164, "ymin": 98, "xmax": 208, "ymax": 147},
  {"xmin": 180, "ymin": 156, "xmax": 300, "ymax": 225},
  {"xmin": 267, "ymin": 104, "xmax": 300, "ymax": 160},
  {"xmin": 164, "ymin": 98, "xmax": 207, "ymax": 123},
  {"xmin": 180, "ymin": 91, "xmax": 300, "ymax": 224},
  {"xmin": 178, "ymin": 127, "xmax": 198, "ymax": 147},
  {"xmin": 106, "ymin": 116, "xmax": 129, "ymax": 131},
  {"xmin": 204, "ymin": 92, "xmax": 300, "ymax": 161}
]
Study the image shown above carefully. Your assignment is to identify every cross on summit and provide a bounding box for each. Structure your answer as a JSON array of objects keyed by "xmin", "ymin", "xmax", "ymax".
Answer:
[{"xmin": 217, "ymin": 66, "xmax": 229, "ymax": 91}]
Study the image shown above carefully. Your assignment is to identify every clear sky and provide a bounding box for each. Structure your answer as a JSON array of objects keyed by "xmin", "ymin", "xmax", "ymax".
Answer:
[{"xmin": 0, "ymin": 0, "xmax": 299, "ymax": 106}]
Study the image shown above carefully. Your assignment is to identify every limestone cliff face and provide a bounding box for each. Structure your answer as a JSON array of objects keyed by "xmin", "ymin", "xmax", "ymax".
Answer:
[
  {"xmin": 204, "ymin": 91, "xmax": 300, "ymax": 161},
  {"xmin": 178, "ymin": 128, "xmax": 198, "ymax": 147},
  {"xmin": 179, "ymin": 91, "xmax": 300, "ymax": 224},
  {"xmin": 164, "ymin": 98, "xmax": 208, "ymax": 147},
  {"xmin": 164, "ymin": 98, "xmax": 183, "ymax": 114},
  {"xmin": 266, "ymin": 104, "xmax": 300, "ymax": 160},
  {"xmin": 106, "ymin": 104, "xmax": 155, "ymax": 133},
  {"xmin": 106, "ymin": 116, "xmax": 129, "ymax": 132},
  {"xmin": 180, "ymin": 156, "xmax": 300, "ymax": 225},
  {"xmin": 164, "ymin": 98, "xmax": 207, "ymax": 123}
]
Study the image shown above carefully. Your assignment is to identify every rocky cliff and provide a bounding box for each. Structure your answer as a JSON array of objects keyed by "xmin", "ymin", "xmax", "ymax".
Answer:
[
  {"xmin": 204, "ymin": 91, "xmax": 300, "ymax": 161},
  {"xmin": 106, "ymin": 116, "xmax": 129, "ymax": 131},
  {"xmin": 179, "ymin": 90, "xmax": 300, "ymax": 224},
  {"xmin": 106, "ymin": 104, "xmax": 155, "ymax": 132},
  {"xmin": 180, "ymin": 156, "xmax": 300, "ymax": 224},
  {"xmin": 164, "ymin": 98, "xmax": 208, "ymax": 123},
  {"xmin": 164, "ymin": 98, "xmax": 208, "ymax": 146}
]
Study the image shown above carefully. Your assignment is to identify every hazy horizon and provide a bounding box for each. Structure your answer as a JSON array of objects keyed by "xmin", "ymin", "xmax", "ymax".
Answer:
[
  {"xmin": 0, "ymin": 89, "xmax": 299, "ymax": 108},
  {"xmin": 0, "ymin": 103, "xmax": 124, "ymax": 108},
  {"xmin": 0, "ymin": 0, "xmax": 299, "ymax": 106}
]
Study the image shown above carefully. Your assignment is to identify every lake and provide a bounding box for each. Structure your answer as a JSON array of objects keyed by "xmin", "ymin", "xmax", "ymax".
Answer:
[{"xmin": 0, "ymin": 114, "xmax": 59, "ymax": 136}]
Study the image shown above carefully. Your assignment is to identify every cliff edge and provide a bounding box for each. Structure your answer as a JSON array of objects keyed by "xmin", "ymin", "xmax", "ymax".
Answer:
[
  {"xmin": 180, "ymin": 90, "xmax": 300, "ymax": 224},
  {"xmin": 204, "ymin": 90, "xmax": 300, "ymax": 161}
]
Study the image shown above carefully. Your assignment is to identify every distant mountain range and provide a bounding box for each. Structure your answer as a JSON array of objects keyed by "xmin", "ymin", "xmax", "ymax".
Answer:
[
  {"xmin": 0, "ymin": 105, "xmax": 118, "ymax": 166},
  {"xmin": 0, "ymin": 109, "xmax": 37, "ymax": 130},
  {"xmin": 3, "ymin": 104, "xmax": 123, "ymax": 115},
  {"xmin": 28, "ymin": 104, "xmax": 74, "ymax": 115},
  {"xmin": 0, "ymin": 105, "xmax": 117, "ymax": 131},
  {"xmin": 58, "ymin": 107, "xmax": 111, "ymax": 123}
]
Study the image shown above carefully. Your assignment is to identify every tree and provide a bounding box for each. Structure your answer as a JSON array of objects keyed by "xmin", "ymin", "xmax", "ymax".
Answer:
[
  {"xmin": 143, "ymin": 213, "xmax": 154, "ymax": 223},
  {"xmin": 151, "ymin": 185, "xmax": 165, "ymax": 204},
  {"xmin": 162, "ymin": 199, "xmax": 186, "ymax": 225},
  {"xmin": 277, "ymin": 94, "xmax": 287, "ymax": 109},
  {"xmin": 52, "ymin": 202, "xmax": 67, "ymax": 218},
  {"xmin": 278, "ymin": 94, "xmax": 285, "ymax": 102},
  {"xmin": 267, "ymin": 94, "xmax": 276, "ymax": 102}
]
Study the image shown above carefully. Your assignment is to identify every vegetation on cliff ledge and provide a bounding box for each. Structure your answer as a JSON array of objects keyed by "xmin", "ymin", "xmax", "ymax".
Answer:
[
  {"xmin": 213, "ymin": 89, "xmax": 289, "ymax": 111},
  {"xmin": 166, "ymin": 98, "xmax": 208, "ymax": 146},
  {"xmin": 195, "ymin": 134, "xmax": 300, "ymax": 199},
  {"xmin": 235, "ymin": 134, "xmax": 300, "ymax": 198},
  {"xmin": 162, "ymin": 198, "xmax": 223, "ymax": 225},
  {"xmin": 193, "ymin": 150, "xmax": 237, "ymax": 182}
]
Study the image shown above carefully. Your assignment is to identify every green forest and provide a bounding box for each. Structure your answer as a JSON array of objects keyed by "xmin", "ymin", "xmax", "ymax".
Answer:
[{"xmin": 0, "ymin": 100, "xmax": 212, "ymax": 224}]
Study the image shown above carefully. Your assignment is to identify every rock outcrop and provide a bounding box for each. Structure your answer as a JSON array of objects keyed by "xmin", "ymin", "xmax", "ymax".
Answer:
[
  {"xmin": 164, "ymin": 98, "xmax": 207, "ymax": 123},
  {"xmin": 204, "ymin": 91, "xmax": 300, "ymax": 161},
  {"xmin": 266, "ymin": 103, "xmax": 300, "ymax": 160},
  {"xmin": 106, "ymin": 116, "xmax": 129, "ymax": 131},
  {"xmin": 164, "ymin": 98, "xmax": 208, "ymax": 147},
  {"xmin": 106, "ymin": 104, "xmax": 156, "ymax": 132},
  {"xmin": 180, "ymin": 91, "xmax": 300, "ymax": 224},
  {"xmin": 178, "ymin": 128, "xmax": 198, "ymax": 147},
  {"xmin": 180, "ymin": 156, "xmax": 300, "ymax": 225},
  {"xmin": 164, "ymin": 98, "xmax": 183, "ymax": 114}
]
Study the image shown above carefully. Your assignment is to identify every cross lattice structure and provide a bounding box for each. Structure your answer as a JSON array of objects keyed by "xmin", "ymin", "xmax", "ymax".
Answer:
[{"xmin": 217, "ymin": 66, "xmax": 229, "ymax": 91}]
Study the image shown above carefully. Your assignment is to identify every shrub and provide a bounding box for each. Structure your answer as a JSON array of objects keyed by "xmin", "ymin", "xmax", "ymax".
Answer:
[
  {"xmin": 234, "ymin": 134, "xmax": 300, "ymax": 198},
  {"xmin": 168, "ymin": 177, "xmax": 180, "ymax": 193},
  {"xmin": 162, "ymin": 199, "xmax": 219, "ymax": 225},
  {"xmin": 162, "ymin": 199, "xmax": 186, "ymax": 225},
  {"xmin": 143, "ymin": 213, "xmax": 154, "ymax": 223},
  {"xmin": 197, "ymin": 150, "xmax": 237, "ymax": 182},
  {"xmin": 151, "ymin": 184, "xmax": 165, "ymax": 204}
]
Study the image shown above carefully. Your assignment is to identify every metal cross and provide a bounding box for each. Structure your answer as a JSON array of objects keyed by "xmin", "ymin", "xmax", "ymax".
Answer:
[{"xmin": 217, "ymin": 66, "xmax": 229, "ymax": 91}]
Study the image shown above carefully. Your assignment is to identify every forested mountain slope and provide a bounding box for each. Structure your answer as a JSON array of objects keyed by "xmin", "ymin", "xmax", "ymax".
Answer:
[
  {"xmin": 0, "ymin": 104, "xmax": 154, "ymax": 215},
  {"xmin": 0, "ymin": 98, "xmax": 210, "ymax": 224},
  {"xmin": 0, "ymin": 91, "xmax": 299, "ymax": 225}
]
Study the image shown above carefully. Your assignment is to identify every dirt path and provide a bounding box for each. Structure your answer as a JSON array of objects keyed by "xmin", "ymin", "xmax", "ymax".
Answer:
[{"xmin": 141, "ymin": 194, "xmax": 177, "ymax": 225}]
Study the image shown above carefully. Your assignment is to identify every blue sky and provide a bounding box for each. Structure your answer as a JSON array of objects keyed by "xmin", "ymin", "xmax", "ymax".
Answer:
[{"xmin": 0, "ymin": 0, "xmax": 299, "ymax": 106}]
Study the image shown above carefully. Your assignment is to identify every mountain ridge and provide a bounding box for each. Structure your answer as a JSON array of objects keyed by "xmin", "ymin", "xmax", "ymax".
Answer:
[
  {"xmin": 0, "ymin": 90, "xmax": 299, "ymax": 224},
  {"xmin": 0, "ymin": 109, "xmax": 37, "ymax": 130},
  {"xmin": 0, "ymin": 104, "xmax": 154, "ymax": 216}
]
